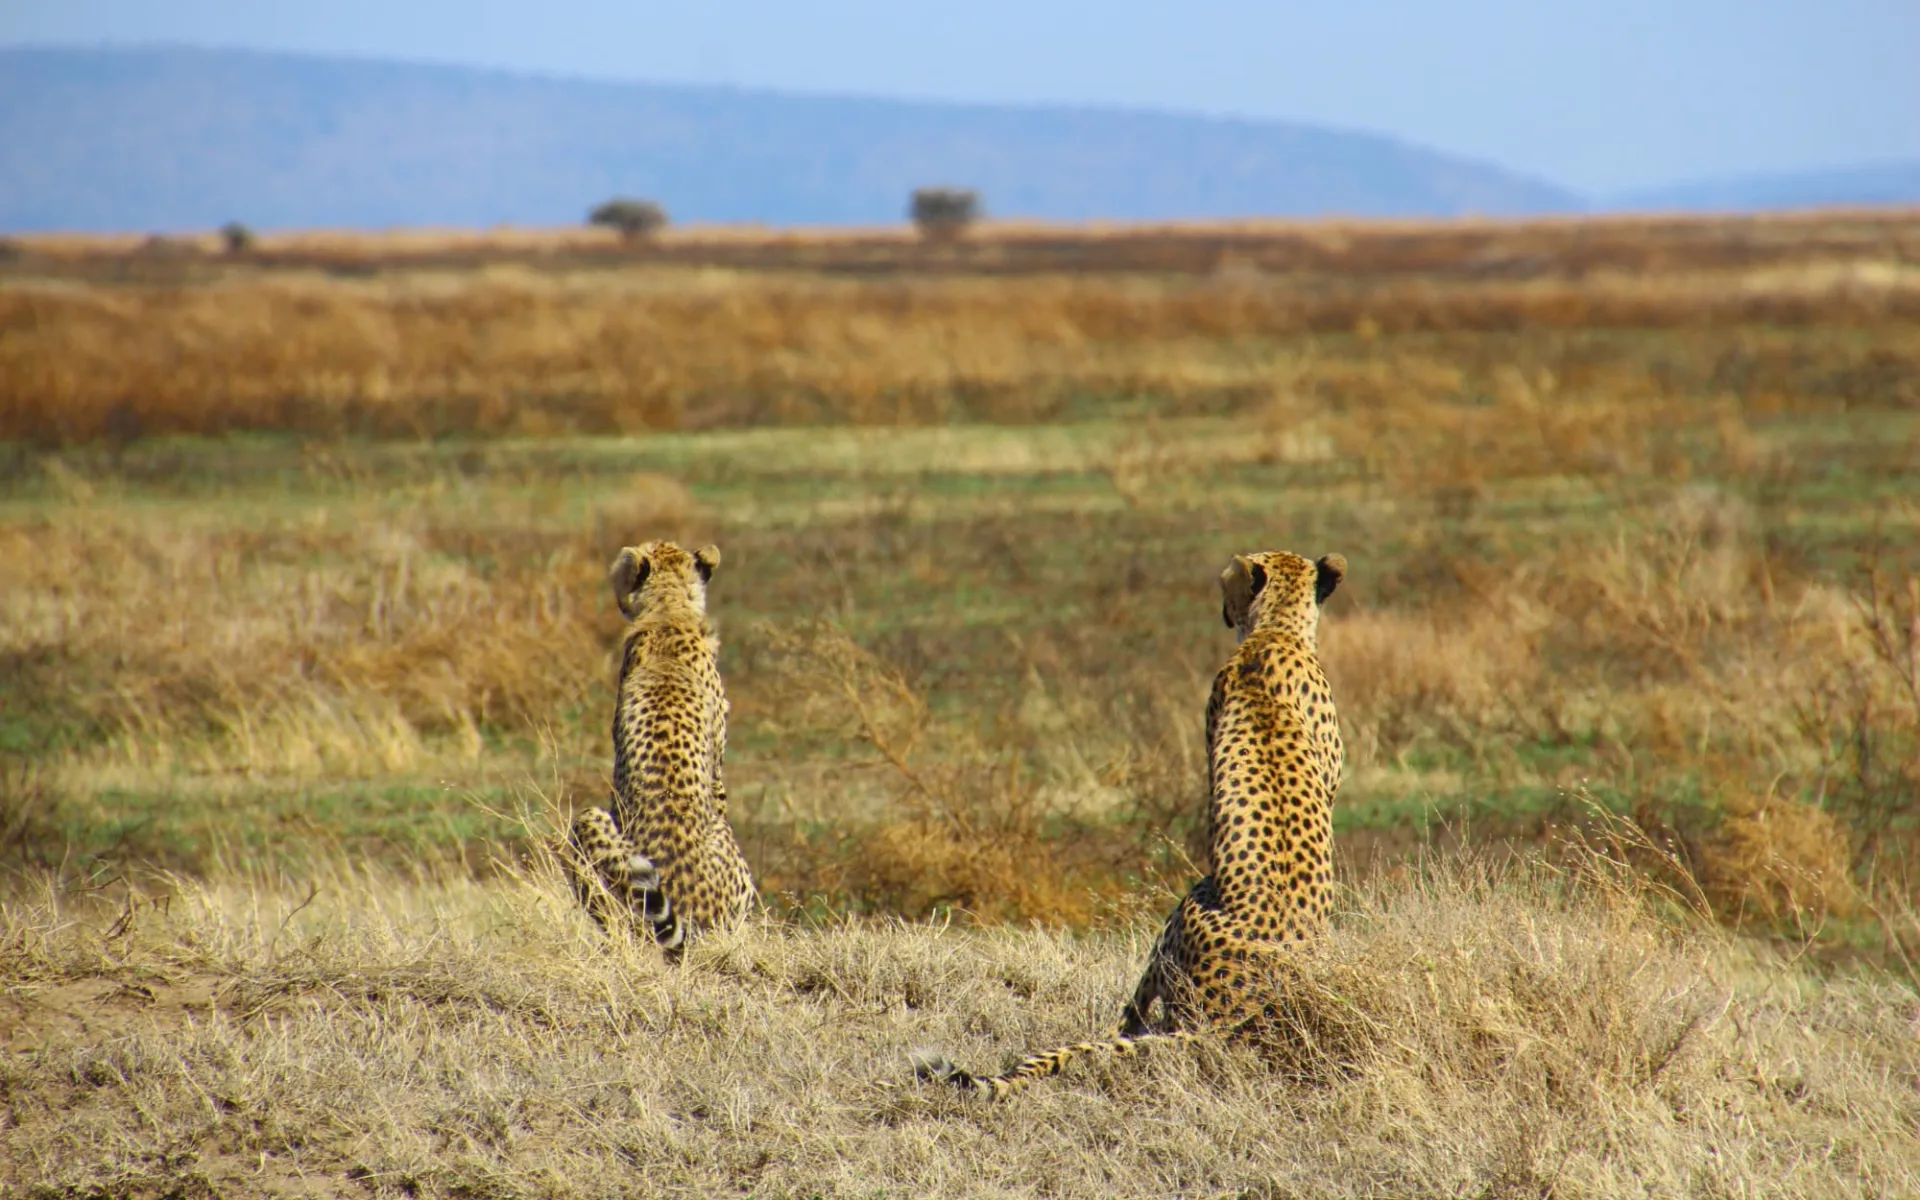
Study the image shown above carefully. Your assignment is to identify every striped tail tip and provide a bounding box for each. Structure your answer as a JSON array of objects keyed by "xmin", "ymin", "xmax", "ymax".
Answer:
[
  {"xmin": 909, "ymin": 1049, "xmax": 961, "ymax": 1083},
  {"xmin": 909, "ymin": 1049, "xmax": 999, "ymax": 1096},
  {"xmin": 626, "ymin": 853, "xmax": 687, "ymax": 952}
]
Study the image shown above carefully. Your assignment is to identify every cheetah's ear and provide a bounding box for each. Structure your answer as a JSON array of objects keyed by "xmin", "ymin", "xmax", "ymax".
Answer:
[
  {"xmin": 1219, "ymin": 555, "xmax": 1268, "ymax": 629},
  {"xmin": 693, "ymin": 544, "xmax": 721, "ymax": 582},
  {"xmin": 610, "ymin": 545, "xmax": 653, "ymax": 618},
  {"xmin": 1314, "ymin": 554, "xmax": 1347, "ymax": 605}
]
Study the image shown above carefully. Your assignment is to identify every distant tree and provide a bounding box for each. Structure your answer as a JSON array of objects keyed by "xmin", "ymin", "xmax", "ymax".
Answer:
[
  {"xmin": 589, "ymin": 198, "xmax": 669, "ymax": 241},
  {"xmin": 220, "ymin": 221, "xmax": 255, "ymax": 255},
  {"xmin": 910, "ymin": 187, "xmax": 980, "ymax": 241}
]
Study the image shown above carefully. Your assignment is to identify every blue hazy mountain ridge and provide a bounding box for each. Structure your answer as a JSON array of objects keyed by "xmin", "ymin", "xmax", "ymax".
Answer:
[
  {"xmin": 1611, "ymin": 161, "xmax": 1920, "ymax": 215},
  {"xmin": 2, "ymin": 45, "xmax": 1915, "ymax": 234},
  {"xmin": 1, "ymin": 45, "xmax": 1585, "ymax": 232}
]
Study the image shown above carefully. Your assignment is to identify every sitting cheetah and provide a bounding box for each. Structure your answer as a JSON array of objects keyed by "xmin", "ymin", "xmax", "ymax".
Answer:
[
  {"xmin": 915, "ymin": 550, "xmax": 1347, "ymax": 1099},
  {"xmin": 567, "ymin": 540, "xmax": 755, "ymax": 956}
]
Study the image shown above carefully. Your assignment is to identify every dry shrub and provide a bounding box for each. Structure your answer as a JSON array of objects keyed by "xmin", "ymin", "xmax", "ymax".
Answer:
[
  {"xmin": 1698, "ymin": 792, "xmax": 1859, "ymax": 925},
  {"xmin": 1533, "ymin": 486, "xmax": 1774, "ymax": 691},
  {"xmin": 0, "ymin": 494, "xmax": 620, "ymax": 775},
  {"xmin": 850, "ymin": 812, "xmax": 1104, "ymax": 927},
  {"xmin": 746, "ymin": 621, "xmax": 1121, "ymax": 925},
  {"xmin": 751, "ymin": 618, "xmax": 930, "ymax": 756},
  {"xmin": 1322, "ymin": 604, "xmax": 1548, "ymax": 758},
  {"xmin": 1237, "ymin": 848, "xmax": 1723, "ymax": 1115},
  {"xmin": 1790, "ymin": 563, "xmax": 1920, "ymax": 868},
  {"xmin": 1328, "ymin": 359, "xmax": 1726, "ymax": 500},
  {"xmin": 1315, "ymin": 505, "xmax": 1906, "ymax": 928},
  {"xmin": 0, "ymin": 761, "xmax": 68, "ymax": 870},
  {"xmin": 586, "ymin": 471, "xmax": 702, "ymax": 552}
]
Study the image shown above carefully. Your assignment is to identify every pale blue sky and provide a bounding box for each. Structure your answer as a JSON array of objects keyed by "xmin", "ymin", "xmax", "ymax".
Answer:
[{"xmin": 5, "ymin": 0, "xmax": 1915, "ymax": 195}]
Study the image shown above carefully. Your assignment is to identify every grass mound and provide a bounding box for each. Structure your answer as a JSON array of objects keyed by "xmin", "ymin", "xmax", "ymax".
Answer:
[{"xmin": 3, "ymin": 844, "xmax": 1913, "ymax": 1198}]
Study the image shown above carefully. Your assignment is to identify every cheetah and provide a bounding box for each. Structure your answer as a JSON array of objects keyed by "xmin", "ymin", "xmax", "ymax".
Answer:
[
  {"xmin": 567, "ymin": 541, "xmax": 755, "ymax": 956},
  {"xmin": 914, "ymin": 550, "xmax": 1347, "ymax": 1099}
]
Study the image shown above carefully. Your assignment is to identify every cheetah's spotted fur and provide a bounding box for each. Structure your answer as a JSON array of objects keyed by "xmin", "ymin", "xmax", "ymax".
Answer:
[
  {"xmin": 566, "ymin": 541, "xmax": 755, "ymax": 956},
  {"xmin": 916, "ymin": 550, "xmax": 1347, "ymax": 1098}
]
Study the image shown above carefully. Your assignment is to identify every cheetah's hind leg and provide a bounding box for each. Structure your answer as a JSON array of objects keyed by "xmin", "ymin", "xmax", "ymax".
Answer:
[
  {"xmin": 1120, "ymin": 908, "xmax": 1184, "ymax": 1037},
  {"xmin": 565, "ymin": 806, "xmax": 631, "ymax": 929},
  {"xmin": 566, "ymin": 806, "xmax": 684, "ymax": 950}
]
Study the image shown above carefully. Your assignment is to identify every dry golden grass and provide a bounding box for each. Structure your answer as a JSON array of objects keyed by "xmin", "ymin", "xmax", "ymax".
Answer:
[
  {"xmin": 1698, "ymin": 792, "xmax": 1860, "ymax": 925},
  {"xmin": 2, "ymin": 838, "xmax": 1915, "ymax": 1200},
  {"xmin": 2, "ymin": 486, "xmax": 614, "ymax": 778},
  {"xmin": 4, "ymin": 212, "xmax": 1918, "ymax": 446}
]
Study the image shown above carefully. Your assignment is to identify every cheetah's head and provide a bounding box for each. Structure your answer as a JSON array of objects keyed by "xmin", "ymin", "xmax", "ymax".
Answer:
[
  {"xmin": 1219, "ymin": 550, "xmax": 1345, "ymax": 644},
  {"xmin": 609, "ymin": 540, "xmax": 722, "ymax": 621}
]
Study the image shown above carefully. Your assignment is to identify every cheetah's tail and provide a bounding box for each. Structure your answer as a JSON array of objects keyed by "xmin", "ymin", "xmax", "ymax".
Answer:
[
  {"xmin": 908, "ymin": 1030, "xmax": 1200, "ymax": 1101},
  {"xmin": 625, "ymin": 853, "xmax": 687, "ymax": 953}
]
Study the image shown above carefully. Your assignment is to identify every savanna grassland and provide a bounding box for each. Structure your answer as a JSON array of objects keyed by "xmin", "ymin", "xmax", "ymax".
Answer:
[{"xmin": 2, "ymin": 214, "xmax": 1919, "ymax": 1197}]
